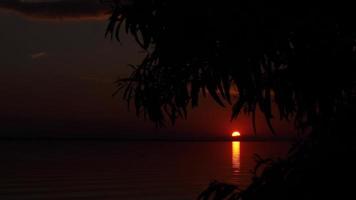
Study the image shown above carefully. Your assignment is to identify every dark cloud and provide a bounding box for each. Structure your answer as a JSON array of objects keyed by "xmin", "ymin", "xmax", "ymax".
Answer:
[
  {"xmin": 30, "ymin": 52, "xmax": 47, "ymax": 59},
  {"xmin": 0, "ymin": 0, "xmax": 112, "ymax": 21}
]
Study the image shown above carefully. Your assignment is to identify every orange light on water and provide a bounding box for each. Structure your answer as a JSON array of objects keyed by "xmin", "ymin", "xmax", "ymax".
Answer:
[
  {"xmin": 232, "ymin": 131, "xmax": 241, "ymax": 137},
  {"xmin": 232, "ymin": 141, "xmax": 240, "ymax": 173}
]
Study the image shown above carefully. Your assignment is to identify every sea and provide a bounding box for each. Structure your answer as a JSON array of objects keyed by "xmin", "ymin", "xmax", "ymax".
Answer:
[{"xmin": 0, "ymin": 141, "xmax": 291, "ymax": 200}]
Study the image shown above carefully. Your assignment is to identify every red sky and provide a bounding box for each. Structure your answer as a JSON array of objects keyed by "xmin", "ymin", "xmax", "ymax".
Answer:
[{"xmin": 0, "ymin": 1, "xmax": 295, "ymax": 139}]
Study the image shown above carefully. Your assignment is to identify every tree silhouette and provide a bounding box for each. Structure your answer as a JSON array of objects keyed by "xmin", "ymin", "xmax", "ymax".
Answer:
[{"xmin": 103, "ymin": 1, "xmax": 355, "ymax": 199}]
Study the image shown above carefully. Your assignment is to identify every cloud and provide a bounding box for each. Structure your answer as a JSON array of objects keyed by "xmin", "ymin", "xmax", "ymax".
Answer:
[
  {"xmin": 0, "ymin": 0, "xmax": 112, "ymax": 21},
  {"xmin": 30, "ymin": 52, "xmax": 47, "ymax": 59}
]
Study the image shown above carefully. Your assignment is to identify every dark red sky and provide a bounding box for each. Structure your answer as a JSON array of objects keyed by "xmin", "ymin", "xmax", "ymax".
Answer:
[{"xmin": 0, "ymin": 0, "xmax": 295, "ymax": 138}]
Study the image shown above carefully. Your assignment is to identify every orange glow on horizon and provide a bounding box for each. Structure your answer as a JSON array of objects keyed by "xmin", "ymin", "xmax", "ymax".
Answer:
[{"xmin": 232, "ymin": 131, "xmax": 241, "ymax": 137}]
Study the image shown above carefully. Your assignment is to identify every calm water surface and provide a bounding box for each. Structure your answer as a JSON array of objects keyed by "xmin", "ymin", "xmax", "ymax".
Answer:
[{"xmin": 0, "ymin": 141, "xmax": 291, "ymax": 200}]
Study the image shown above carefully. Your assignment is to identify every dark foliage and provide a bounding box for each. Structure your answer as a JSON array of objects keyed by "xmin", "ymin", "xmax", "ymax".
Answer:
[
  {"xmin": 102, "ymin": 0, "xmax": 356, "ymax": 199},
  {"xmin": 103, "ymin": 0, "xmax": 355, "ymax": 131}
]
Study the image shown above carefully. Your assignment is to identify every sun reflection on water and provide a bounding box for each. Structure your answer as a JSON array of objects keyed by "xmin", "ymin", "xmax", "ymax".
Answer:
[{"xmin": 232, "ymin": 141, "xmax": 240, "ymax": 174}]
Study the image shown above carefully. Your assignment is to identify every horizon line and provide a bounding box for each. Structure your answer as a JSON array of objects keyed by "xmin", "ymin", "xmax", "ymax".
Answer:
[{"xmin": 0, "ymin": 135, "xmax": 297, "ymax": 142}]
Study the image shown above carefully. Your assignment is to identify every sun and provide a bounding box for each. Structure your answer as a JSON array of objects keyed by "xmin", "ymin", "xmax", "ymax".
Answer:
[{"xmin": 232, "ymin": 131, "xmax": 241, "ymax": 137}]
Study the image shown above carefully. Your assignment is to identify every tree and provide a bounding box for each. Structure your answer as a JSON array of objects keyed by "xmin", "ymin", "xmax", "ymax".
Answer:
[{"xmin": 103, "ymin": 1, "xmax": 355, "ymax": 199}]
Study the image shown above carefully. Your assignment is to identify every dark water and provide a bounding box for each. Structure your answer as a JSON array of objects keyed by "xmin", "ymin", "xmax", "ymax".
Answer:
[{"xmin": 0, "ymin": 141, "xmax": 291, "ymax": 200}]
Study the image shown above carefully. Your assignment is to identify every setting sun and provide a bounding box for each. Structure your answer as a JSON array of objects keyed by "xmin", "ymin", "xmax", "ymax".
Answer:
[{"xmin": 232, "ymin": 131, "xmax": 241, "ymax": 137}]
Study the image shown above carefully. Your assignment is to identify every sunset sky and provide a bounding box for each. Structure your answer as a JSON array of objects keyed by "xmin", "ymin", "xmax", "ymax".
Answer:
[{"xmin": 0, "ymin": 0, "xmax": 295, "ymax": 139}]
